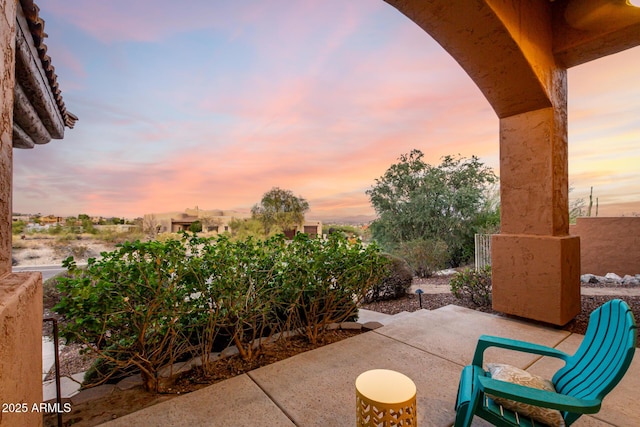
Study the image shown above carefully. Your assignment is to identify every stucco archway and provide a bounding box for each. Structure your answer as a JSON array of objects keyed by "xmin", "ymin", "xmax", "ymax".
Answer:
[{"xmin": 384, "ymin": 0, "xmax": 640, "ymax": 324}]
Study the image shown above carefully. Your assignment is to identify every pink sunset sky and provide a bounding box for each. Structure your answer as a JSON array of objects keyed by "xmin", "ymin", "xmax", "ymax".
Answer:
[{"xmin": 12, "ymin": 0, "xmax": 640, "ymax": 221}]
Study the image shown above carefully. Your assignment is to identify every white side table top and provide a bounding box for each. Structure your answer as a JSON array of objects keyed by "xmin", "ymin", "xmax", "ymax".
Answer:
[{"xmin": 356, "ymin": 369, "xmax": 416, "ymax": 404}]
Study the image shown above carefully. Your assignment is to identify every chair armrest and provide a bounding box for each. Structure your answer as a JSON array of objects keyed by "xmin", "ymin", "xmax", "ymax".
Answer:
[
  {"xmin": 472, "ymin": 335, "xmax": 570, "ymax": 367},
  {"xmin": 477, "ymin": 376, "xmax": 601, "ymax": 413}
]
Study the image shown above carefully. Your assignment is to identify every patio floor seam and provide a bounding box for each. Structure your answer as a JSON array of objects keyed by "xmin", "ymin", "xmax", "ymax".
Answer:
[
  {"xmin": 246, "ymin": 371, "xmax": 299, "ymax": 426},
  {"xmin": 589, "ymin": 414, "xmax": 618, "ymax": 426},
  {"xmin": 371, "ymin": 328, "xmax": 468, "ymax": 368},
  {"xmin": 521, "ymin": 332, "xmax": 575, "ymax": 370}
]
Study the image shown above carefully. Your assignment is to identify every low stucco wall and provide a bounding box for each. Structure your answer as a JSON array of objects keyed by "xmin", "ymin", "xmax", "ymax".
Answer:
[
  {"xmin": 0, "ymin": 273, "xmax": 42, "ymax": 427},
  {"xmin": 492, "ymin": 234, "xmax": 580, "ymax": 325},
  {"xmin": 571, "ymin": 217, "xmax": 640, "ymax": 276}
]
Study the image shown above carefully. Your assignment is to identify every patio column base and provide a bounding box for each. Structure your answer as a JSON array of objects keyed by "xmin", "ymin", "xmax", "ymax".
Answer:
[
  {"xmin": 491, "ymin": 234, "xmax": 580, "ymax": 326},
  {"xmin": 0, "ymin": 272, "xmax": 43, "ymax": 427}
]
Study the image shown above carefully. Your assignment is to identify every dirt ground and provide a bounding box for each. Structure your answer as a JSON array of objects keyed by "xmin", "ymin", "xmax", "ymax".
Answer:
[
  {"xmin": 12, "ymin": 234, "xmax": 117, "ymax": 266},
  {"xmin": 43, "ymin": 330, "xmax": 361, "ymax": 427}
]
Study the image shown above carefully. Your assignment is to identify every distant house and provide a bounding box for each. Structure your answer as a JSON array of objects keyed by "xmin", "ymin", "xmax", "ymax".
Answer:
[
  {"xmin": 40, "ymin": 215, "xmax": 63, "ymax": 225},
  {"xmin": 284, "ymin": 221, "xmax": 323, "ymax": 239},
  {"xmin": 144, "ymin": 207, "xmax": 322, "ymax": 238},
  {"xmin": 144, "ymin": 208, "xmax": 251, "ymax": 234}
]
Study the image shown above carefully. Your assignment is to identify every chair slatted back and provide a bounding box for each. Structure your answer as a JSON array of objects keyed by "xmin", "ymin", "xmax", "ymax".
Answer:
[{"xmin": 553, "ymin": 299, "xmax": 636, "ymax": 403}]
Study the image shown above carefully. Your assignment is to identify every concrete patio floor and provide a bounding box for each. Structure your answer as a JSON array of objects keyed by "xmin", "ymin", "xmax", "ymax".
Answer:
[{"xmin": 101, "ymin": 305, "xmax": 639, "ymax": 427}]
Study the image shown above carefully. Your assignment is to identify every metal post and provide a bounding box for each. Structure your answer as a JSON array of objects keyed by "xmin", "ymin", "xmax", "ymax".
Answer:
[{"xmin": 43, "ymin": 317, "xmax": 63, "ymax": 427}]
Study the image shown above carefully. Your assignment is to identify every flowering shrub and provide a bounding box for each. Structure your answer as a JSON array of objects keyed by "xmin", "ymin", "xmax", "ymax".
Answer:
[
  {"xmin": 449, "ymin": 266, "xmax": 492, "ymax": 307},
  {"xmin": 56, "ymin": 238, "xmax": 197, "ymax": 391},
  {"xmin": 54, "ymin": 232, "xmax": 387, "ymax": 392},
  {"xmin": 278, "ymin": 233, "xmax": 388, "ymax": 344}
]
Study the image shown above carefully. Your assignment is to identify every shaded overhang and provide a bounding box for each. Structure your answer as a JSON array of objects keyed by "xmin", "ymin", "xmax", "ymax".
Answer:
[
  {"xmin": 553, "ymin": 0, "xmax": 640, "ymax": 67},
  {"xmin": 384, "ymin": 0, "xmax": 640, "ymax": 118}
]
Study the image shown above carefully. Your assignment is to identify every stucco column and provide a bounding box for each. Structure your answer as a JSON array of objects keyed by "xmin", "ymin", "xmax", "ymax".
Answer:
[
  {"xmin": 1, "ymin": 3, "xmax": 44, "ymax": 426},
  {"xmin": 382, "ymin": 0, "xmax": 585, "ymax": 325},
  {"xmin": 0, "ymin": 0, "xmax": 16, "ymax": 278},
  {"xmin": 492, "ymin": 102, "xmax": 581, "ymax": 325}
]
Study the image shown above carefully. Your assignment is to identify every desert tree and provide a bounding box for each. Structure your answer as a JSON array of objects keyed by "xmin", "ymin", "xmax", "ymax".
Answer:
[
  {"xmin": 251, "ymin": 187, "xmax": 310, "ymax": 235},
  {"xmin": 143, "ymin": 214, "xmax": 160, "ymax": 237},
  {"xmin": 367, "ymin": 150, "xmax": 498, "ymax": 268}
]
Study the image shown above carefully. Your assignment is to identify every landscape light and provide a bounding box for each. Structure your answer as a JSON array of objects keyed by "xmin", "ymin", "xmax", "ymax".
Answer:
[
  {"xmin": 628, "ymin": 0, "xmax": 640, "ymax": 7},
  {"xmin": 415, "ymin": 288, "xmax": 424, "ymax": 309}
]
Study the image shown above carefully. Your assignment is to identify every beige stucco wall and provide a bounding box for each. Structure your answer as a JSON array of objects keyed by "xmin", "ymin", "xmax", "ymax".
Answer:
[
  {"xmin": 0, "ymin": 273, "xmax": 43, "ymax": 427},
  {"xmin": 571, "ymin": 217, "xmax": 640, "ymax": 276}
]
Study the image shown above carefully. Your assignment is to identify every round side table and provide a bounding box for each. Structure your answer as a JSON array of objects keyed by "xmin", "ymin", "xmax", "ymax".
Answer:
[{"xmin": 355, "ymin": 369, "xmax": 417, "ymax": 426}]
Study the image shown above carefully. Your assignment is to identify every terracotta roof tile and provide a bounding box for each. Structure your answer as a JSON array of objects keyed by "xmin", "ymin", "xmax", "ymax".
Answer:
[{"xmin": 19, "ymin": 0, "xmax": 77, "ymax": 128}]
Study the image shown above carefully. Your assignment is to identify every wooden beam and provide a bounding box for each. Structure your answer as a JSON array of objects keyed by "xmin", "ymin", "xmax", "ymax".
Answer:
[
  {"xmin": 12, "ymin": 122, "xmax": 35, "ymax": 149},
  {"xmin": 13, "ymin": 82, "xmax": 51, "ymax": 145},
  {"xmin": 14, "ymin": 5, "xmax": 65, "ymax": 139},
  {"xmin": 552, "ymin": 0, "xmax": 640, "ymax": 67},
  {"xmin": 554, "ymin": 22, "xmax": 640, "ymax": 67}
]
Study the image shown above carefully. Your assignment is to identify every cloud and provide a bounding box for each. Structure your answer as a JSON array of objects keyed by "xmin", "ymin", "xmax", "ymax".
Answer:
[
  {"xmin": 46, "ymin": 0, "xmax": 236, "ymax": 43},
  {"xmin": 566, "ymin": 47, "xmax": 640, "ymax": 212},
  {"xmin": 47, "ymin": 45, "xmax": 87, "ymax": 90},
  {"xmin": 45, "ymin": 0, "xmax": 378, "ymax": 46},
  {"xmin": 15, "ymin": 2, "xmax": 639, "ymax": 220}
]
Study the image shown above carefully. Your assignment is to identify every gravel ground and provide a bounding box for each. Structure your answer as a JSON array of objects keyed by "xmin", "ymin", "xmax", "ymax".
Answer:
[{"xmin": 361, "ymin": 275, "xmax": 640, "ymax": 345}]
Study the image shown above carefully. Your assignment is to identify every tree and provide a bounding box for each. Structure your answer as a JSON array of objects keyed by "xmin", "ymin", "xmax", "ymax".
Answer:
[
  {"xmin": 569, "ymin": 185, "xmax": 585, "ymax": 224},
  {"xmin": 474, "ymin": 182, "xmax": 500, "ymax": 234},
  {"xmin": 367, "ymin": 150, "xmax": 497, "ymax": 267},
  {"xmin": 228, "ymin": 218, "xmax": 267, "ymax": 240},
  {"xmin": 12, "ymin": 220, "xmax": 27, "ymax": 235},
  {"xmin": 251, "ymin": 187, "xmax": 310, "ymax": 235},
  {"xmin": 143, "ymin": 214, "xmax": 160, "ymax": 237},
  {"xmin": 78, "ymin": 213, "xmax": 96, "ymax": 234},
  {"xmin": 189, "ymin": 220, "xmax": 202, "ymax": 233}
]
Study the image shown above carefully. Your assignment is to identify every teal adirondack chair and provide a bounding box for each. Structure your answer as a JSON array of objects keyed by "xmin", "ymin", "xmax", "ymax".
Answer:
[{"xmin": 455, "ymin": 299, "xmax": 637, "ymax": 426}]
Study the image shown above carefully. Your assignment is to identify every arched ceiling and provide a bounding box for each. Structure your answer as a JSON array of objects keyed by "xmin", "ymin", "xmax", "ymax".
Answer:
[{"xmin": 384, "ymin": 0, "xmax": 640, "ymax": 119}]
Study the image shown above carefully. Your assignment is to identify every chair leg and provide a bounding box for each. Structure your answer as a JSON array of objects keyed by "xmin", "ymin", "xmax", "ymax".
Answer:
[
  {"xmin": 458, "ymin": 390, "xmax": 481, "ymax": 427},
  {"xmin": 454, "ymin": 366, "xmax": 482, "ymax": 427},
  {"xmin": 454, "ymin": 401, "xmax": 470, "ymax": 427}
]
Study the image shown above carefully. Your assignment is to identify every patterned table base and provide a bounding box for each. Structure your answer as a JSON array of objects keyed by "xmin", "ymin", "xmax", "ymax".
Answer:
[{"xmin": 356, "ymin": 389, "xmax": 417, "ymax": 426}]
